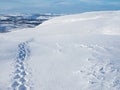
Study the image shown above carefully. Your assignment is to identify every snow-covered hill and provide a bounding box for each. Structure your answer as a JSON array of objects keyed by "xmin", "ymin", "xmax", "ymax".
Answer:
[{"xmin": 0, "ymin": 11, "xmax": 120, "ymax": 90}]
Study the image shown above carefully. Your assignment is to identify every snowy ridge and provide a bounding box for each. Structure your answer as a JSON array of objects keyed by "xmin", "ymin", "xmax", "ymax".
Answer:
[
  {"xmin": 0, "ymin": 11, "xmax": 120, "ymax": 90},
  {"xmin": 36, "ymin": 10, "xmax": 120, "ymax": 35}
]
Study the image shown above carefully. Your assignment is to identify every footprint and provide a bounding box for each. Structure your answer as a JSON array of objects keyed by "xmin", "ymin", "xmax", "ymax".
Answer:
[
  {"xmin": 11, "ymin": 81, "xmax": 19, "ymax": 88},
  {"xmin": 13, "ymin": 74, "xmax": 21, "ymax": 79},
  {"xmin": 18, "ymin": 84, "xmax": 27, "ymax": 90}
]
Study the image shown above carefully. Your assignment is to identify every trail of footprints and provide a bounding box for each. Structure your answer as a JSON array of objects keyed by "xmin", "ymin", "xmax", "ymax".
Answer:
[
  {"xmin": 79, "ymin": 44, "xmax": 120, "ymax": 89},
  {"xmin": 11, "ymin": 42, "xmax": 31, "ymax": 90}
]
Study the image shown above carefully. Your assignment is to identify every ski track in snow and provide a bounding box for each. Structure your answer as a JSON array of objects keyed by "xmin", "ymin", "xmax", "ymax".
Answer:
[{"xmin": 10, "ymin": 42, "xmax": 33, "ymax": 90}]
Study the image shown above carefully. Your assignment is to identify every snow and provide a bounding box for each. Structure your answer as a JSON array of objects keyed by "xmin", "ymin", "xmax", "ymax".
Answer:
[
  {"xmin": 36, "ymin": 16, "xmax": 52, "ymax": 20},
  {"xmin": 0, "ymin": 11, "xmax": 120, "ymax": 90},
  {"xmin": 0, "ymin": 16, "xmax": 9, "ymax": 20},
  {"xmin": 36, "ymin": 10, "xmax": 120, "ymax": 35}
]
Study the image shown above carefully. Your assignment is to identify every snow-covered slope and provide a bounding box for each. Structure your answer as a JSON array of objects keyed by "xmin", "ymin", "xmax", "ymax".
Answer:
[
  {"xmin": 0, "ymin": 11, "xmax": 120, "ymax": 90},
  {"xmin": 36, "ymin": 11, "xmax": 120, "ymax": 35}
]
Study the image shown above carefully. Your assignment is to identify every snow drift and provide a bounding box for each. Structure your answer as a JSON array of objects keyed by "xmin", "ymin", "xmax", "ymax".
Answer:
[{"xmin": 0, "ymin": 11, "xmax": 120, "ymax": 90}]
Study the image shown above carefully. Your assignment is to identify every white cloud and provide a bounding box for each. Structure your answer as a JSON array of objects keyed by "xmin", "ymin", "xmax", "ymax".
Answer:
[
  {"xmin": 79, "ymin": 0, "xmax": 120, "ymax": 5},
  {"xmin": 0, "ymin": 7, "xmax": 14, "ymax": 11},
  {"xmin": 57, "ymin": 1, "xmax": 73, "ymax": 5},
  {"xmin": 79, "ymin": 0, "xmax": 100, "ymax": 2},
  {"xmin": 108, "ymin": 2, "xmax": 120, "ymax": 5},
  {"xmin": 79, "ymin": 0, "xmax": 104, "ymax": 5}
]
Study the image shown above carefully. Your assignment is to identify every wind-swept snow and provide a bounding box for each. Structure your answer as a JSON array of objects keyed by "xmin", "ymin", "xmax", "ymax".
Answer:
[{"xmin": 0, "ymin": 11, "xmax": 120, "ymax": 90}]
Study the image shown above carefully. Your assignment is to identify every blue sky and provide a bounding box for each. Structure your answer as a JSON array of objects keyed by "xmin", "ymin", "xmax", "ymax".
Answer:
[{"xmin": 0, "ymin": 0, "xmax": 120, "ymax": 14}]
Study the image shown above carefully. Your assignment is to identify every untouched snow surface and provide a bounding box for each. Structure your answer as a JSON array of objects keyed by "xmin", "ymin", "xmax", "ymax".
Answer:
[{"xmin": 0, "ymin": 11, "xmax": 120, "ymax": 90}]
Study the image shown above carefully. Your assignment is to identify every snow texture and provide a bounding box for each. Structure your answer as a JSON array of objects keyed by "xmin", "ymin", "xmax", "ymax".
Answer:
[{"xmin": 0, "ymin": 10, "xmax": 120, "ymax": 90}]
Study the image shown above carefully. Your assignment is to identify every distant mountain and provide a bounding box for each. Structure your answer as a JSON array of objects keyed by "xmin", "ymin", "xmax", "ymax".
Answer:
[{"xmin": 0, "ymin": 14, "xmax": 59, "ymax": 33}]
